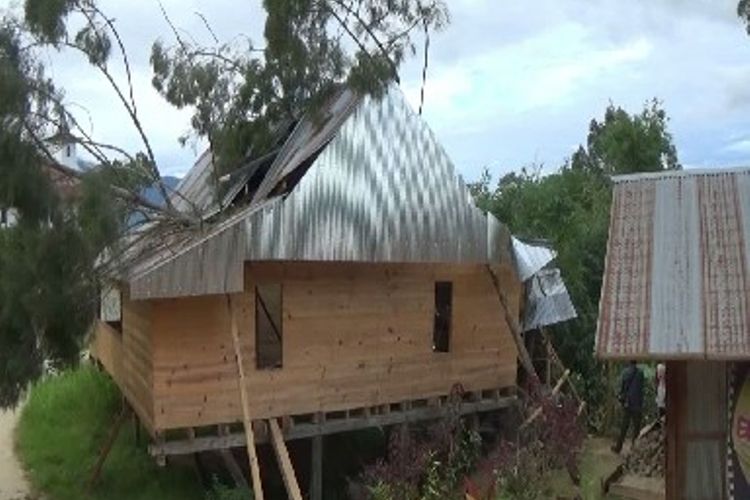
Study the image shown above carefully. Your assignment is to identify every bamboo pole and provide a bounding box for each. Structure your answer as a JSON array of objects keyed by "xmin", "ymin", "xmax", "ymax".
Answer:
[
  {"xmin": 486, "ymin": 265, "xmax": 538, "ymax": 380},
  {"xmin": 521, "ymin": 369, "xmax": 571, "ymax": 428},
  {"xmin": 227, "ymin": 294, "xmax": 264, "ymax": 500}
]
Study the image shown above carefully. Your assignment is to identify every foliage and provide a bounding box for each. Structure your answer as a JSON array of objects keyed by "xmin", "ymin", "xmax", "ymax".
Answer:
[
  {"xmin": 206, "ymin": 477, "xmax": 253, "ymax": 500},
  {"xmin": 466, "ymin": 381, "xmax": 585, "ymax": 500},
  {"xmin": 150, "ymin": 0, "xmax": 450, "ymax": 174},
  {"xmin": 16, "ymin": 366, "xmax": 204, "ymax": 500},
  {"xmin": 470, "ymin": 100, "xmax": 680, "ymax": 430},
  {"xmin": 0, "ymin": 0, "xmax": 450, "ymax": 405},
  {"xmin": 352, "ymin": 399, "xmax": 482, "ymax": 500}
]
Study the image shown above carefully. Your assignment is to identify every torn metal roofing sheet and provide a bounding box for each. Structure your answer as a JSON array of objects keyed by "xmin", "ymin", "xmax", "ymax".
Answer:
[
  {"xmin": 523, "ymin": 268, "xmax": 577, "ymax": 331},
  {"xmin": 129, "ymin": 87, "xmax": 510, "ymax": 299},
  {"xmin": 170, "ymin": 149, "xmax": 216, "ymax": 216},
  {"xmin": 512, "ymin": 237, "xmax": 556, "ymax": 282},
  {"xmin": 596, "ymin": 167, "xmax": 750, "ymax": 360}
]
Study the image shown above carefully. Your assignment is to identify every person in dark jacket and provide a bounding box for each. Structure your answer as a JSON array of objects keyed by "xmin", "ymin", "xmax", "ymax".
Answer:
[{"xmin": 612, "ymin": 360, "xmax": 644, "ymax": 454}]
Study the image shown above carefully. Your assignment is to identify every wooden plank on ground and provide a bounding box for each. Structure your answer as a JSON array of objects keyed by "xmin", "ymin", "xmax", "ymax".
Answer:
[
  {"xmin": 609, "ymin": 475, "xmax": 665, "ymax": 500},
  {"xmin": 227, "ymin": 294, "xmax": 264, "ymax": 500},
  {"xmin": 268, "ymin": 418, "xmax": 303, "ymax": 500}
]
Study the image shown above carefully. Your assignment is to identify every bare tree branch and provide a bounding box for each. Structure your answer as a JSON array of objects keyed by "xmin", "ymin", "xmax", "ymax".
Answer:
[{"xmin": 194, "ymin": 11, "xmax": 219, "ymax": 44}]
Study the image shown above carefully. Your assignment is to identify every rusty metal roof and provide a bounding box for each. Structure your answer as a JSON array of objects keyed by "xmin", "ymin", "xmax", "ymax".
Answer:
[{"xmin": 596, "ymin": 167, "xmax": 750, "ymax": 360}]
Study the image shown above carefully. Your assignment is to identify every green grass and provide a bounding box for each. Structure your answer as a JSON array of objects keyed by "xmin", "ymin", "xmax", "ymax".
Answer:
[
  {"xmin": 545, "ymin": 437, "xmax": 623, "ymax": 500},
  {"xmin": 16, "ymin": 365, "xmax": 205, "ymax": 500}
]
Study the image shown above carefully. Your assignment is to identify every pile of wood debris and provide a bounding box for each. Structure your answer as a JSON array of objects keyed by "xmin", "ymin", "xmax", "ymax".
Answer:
[{"xmin": 623, "ymin": 421, "xmax": 665, "ymax": 478}]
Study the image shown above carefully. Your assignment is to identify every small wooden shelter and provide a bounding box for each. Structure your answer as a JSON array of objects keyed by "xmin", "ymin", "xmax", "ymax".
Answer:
[
  {"xmin": 91, "ymin": 87, "xmax": 535, "ymax": 498},
  {"xmin": 596, "ymin": 167, "xmax": 750, "ymax": 500}
]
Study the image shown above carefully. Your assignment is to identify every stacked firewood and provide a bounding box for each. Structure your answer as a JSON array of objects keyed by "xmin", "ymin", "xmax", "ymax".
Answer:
[{"xmin": 624, "ymin": 422, "xmax": 665, "ymax": 478}]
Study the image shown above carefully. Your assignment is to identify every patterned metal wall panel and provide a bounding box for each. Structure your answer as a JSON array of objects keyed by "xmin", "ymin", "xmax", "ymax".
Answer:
[
  {"xmin": 596, "ymin": 168, "xmax": 750, "ymax": 359},
  {"xmin": 682, "ymin": 362, "xmax": 727, "ymax": 500}
]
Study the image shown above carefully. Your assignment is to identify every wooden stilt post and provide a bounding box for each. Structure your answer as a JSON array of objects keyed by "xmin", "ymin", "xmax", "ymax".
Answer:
[
  {"xmin": 227, "ymin": 294, "xmax": 264, "ymax": 500},
  {"xmin": 310, "ymin": 413, "xmax": 324, "ymax": 500},
  {"xmin": 268, "ymin": 418, "xmax": 303, "ymax": 500}
]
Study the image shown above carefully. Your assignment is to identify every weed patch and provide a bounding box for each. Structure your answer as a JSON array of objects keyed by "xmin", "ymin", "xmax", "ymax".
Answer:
[{"xmin": 16, "ymin": 366, "xmax": 204, "ymax": 500}]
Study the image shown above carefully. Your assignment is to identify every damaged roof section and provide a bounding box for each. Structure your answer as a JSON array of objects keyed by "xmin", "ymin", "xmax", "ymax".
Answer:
[
  {"xmin": 512, "ymin": 237, "xmax": 577, "ymax": 331},
  {"xmin": 596, "ymin": 168, "xmax": 750, "ymax": 360},
  {"xmin": 126, "ymin": 86, "xmax": 514, "ymax": 300}
]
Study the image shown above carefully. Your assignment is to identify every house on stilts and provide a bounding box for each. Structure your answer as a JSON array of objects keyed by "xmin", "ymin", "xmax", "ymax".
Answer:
[
  {"xmin": 91, "ymin": 86, "xmax": 575, "ymax": 499},
  {"xmin": 596, "ymin": 167, "xmax": 750, "ymax": 500}
]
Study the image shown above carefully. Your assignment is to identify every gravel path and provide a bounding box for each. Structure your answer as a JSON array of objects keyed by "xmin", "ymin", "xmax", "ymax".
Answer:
[{"xmin": 0, "ymin": 409, "xmax": 31, "ymax": 500}]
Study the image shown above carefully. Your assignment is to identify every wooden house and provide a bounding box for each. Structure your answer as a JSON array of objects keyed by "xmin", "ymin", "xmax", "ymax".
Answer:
[
  {"xmin": 91, "ymin": 87, "xmax": 537, "ymax": 498},
  {"xmin": 596, "ymin": 167, "xmax": 750, "ymax": 500}
]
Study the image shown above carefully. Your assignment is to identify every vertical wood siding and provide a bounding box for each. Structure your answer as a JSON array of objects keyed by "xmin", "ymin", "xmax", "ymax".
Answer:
[{"xmin": 150, "ymin": 261, "xmax": 520, "ymax": 431}]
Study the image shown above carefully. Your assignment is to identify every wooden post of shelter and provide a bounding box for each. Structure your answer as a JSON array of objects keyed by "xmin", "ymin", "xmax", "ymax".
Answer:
[
  {"xmin": 227, "ymin": 294, "xmax": 265, "ymax": 500},
  {"xmin": 310, "ymin": 413, "xmax": 324, "ymax": 500}
]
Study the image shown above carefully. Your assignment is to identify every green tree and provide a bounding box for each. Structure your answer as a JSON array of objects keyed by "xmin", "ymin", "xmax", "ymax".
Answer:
[
  {"xmin": 471, "ymin": 100, "xmax": 679, "ymax": 427},
  {"xmin": 0, "ymin": 0, "xmax": 450, "ymax": 407},
  {"xmin": 150, "ymin": 0, "xmax": 449, "ymax": 176}
]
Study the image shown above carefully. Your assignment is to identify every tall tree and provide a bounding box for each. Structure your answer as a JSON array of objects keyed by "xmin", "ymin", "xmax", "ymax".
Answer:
[
  {"xmin": 151, "ymin": 0, "xmax": 449, "ymax": 175},
  {"xmin": 0, "ymin": 0, "xmax": 449, "ymax": 407},
  {"xmin": 470, "ymin": 100, "xmax": 680, "ymax": 427}
]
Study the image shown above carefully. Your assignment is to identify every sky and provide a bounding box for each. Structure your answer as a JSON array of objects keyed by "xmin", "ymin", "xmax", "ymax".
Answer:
[{"xmin": 4, "ymin": 0, "xmax": 750, "ymax": 182}]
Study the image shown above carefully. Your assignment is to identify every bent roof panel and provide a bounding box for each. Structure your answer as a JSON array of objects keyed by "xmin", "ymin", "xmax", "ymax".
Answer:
[{"xmin": 129, "ymin": 87, "xmax": 510, "ymax": 299}]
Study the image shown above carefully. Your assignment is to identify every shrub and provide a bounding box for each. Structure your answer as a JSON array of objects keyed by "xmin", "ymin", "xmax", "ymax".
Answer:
[{"xmin": 353, "ymin": 389, "xmax": 482, "ymax": 500}]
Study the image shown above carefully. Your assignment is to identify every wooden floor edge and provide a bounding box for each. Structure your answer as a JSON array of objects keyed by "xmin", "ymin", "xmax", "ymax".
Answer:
[{"xmin": 149, "ymin": 393, "xmax": 517, "ymax": 457}]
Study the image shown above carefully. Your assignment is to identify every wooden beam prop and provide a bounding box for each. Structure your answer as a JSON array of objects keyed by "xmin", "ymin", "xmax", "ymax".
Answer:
[
  {"xmin": 219, "ymin": 449, "xmax": 249, "ymax": 489},
  {"xmin": 227, "ymin": 294, "xmax": 265, "ymax": 500},
  {"xmin": 86, "ymin": 404, "xmax": 130, "ymax": 491},
  {"xmin": 485, "ymin": 265, "xmax": 538, "ymax": 379},
  {"xmin": 521, "ymin": 369, "xmax": 570, "ymax": 428},
  {"xmin": 268, "ymin": 418, "xmax": 303, "ymax": 500}
]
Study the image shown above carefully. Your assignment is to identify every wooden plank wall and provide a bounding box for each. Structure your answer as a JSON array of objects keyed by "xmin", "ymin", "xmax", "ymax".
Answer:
[
  {"xmin": 91, "ymin": 321, "xmax": 125, "ymax": 387},
  {"xmin": 151, "ymin": 262, "xmax": 521, "ymax": 431},
  {"xmin": 91, "ymin": 291, "xmax": 155, "ymax": 433}
]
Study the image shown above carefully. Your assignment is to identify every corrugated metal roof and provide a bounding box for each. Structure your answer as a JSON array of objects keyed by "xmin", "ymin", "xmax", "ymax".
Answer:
[
  {"xmin": 523, "ymin": 268, "xmax": 577, "ymax": 331},
  {"xmin": 512, "ymin": 237, "xmax": 556, "ymax": 282},
  {"xmin": 596, "ymin": 168, "xmax": 750, "ymax": 360},
  {"xmin": 170, "ymin": 149, "xmax": 216, "ymax": 216},
  {"xmin": 129, "ymin": 87, "xmax": 511, "ymax": 299}
]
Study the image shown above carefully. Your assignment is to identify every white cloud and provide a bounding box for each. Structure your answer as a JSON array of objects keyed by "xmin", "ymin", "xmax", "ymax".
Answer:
[{"xmin": 4, "ymin": 0, "xmax": 750, "ymax": 180}]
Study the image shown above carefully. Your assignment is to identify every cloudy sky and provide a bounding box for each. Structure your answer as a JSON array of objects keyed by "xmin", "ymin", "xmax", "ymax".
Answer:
[{"xmin": 4, "ymin": 0, "xmax": 750, "ymax": 182}]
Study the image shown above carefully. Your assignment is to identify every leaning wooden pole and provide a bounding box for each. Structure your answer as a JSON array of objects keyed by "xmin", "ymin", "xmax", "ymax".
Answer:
[
  {"xmin": 268, "ymin": 418, "xmax": 304, "ymax": 500},
  {"xmin": 227, "ymin": 294, "xmax": 265, "ymax": 500},
  {"xmin": 486, "ymin": 265, "xmax": 538, "ymax": 380},
  {"xmin": 86, "ymin": 403, "xmax": 130, "ymax": 492}
]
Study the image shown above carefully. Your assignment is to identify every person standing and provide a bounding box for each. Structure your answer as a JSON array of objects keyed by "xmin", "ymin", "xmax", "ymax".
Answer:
[
  {"xmin": 612, "ymin": 360, "xmax": 644, "ymax": 454},
  {"xmin": 655, "ymin": 363, "xmax": 666, "ymax": 420}
]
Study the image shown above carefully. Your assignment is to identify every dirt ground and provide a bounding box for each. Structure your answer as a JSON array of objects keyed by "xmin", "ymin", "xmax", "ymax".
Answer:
[{"xmin": 0, "ymin": 409, "xmax": 31, "ymax": 500}]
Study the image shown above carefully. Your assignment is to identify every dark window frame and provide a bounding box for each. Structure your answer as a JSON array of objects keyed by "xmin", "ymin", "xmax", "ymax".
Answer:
[
  {"xmin": 255, "ymin": 284, "xmax": 283, "ymax": 370},
  {"xmin": 433, "ymin": 281, "xmax": 452, "ymax": 353}
]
